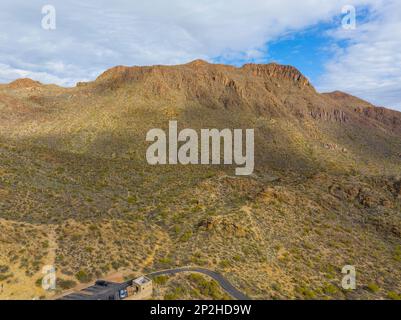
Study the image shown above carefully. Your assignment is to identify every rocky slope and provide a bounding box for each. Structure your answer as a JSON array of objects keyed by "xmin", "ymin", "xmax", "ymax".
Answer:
[{"xmin": 0, "ymin": 60, "xmax": 400, "ymax": 300}]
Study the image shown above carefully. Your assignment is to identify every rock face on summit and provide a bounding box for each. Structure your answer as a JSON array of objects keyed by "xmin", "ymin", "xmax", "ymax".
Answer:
[{"xmin": 242, "ymin": 63, "xmax": 311, "ymax": 86}]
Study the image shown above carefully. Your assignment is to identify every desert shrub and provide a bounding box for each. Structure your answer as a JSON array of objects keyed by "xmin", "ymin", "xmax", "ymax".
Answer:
[
  {"xmin": 296, "ymin": 286, "xmax": 317, "ymax": 299},
  {"xmin": 218, "ymin": 259, "xmax": 231, "ymax": 268},
  {"xmin": 100, "ymin": 265, "xmax": 110, "ymax": 273},
  {"xmin": 188, "ymin": 274, "xmax": 227, "ymax": 300},
  {"xmin": 233, "ymin": 254, "xmax": 242, "ymax": 262},
  {"xmin": 88, "ymin": 225, "xmax": 98, "ymax": 232},
  {"xmin": 387, "ymin": 291, "xmax": 401, "ymax": 300},
  {"xmin": 394, "ymin": 246, "xmax": 401, "ymax": 262},
  {"xmin": 323, "ymin": 283, "xmax": 338, "ymax": 295},
  {"xmin": 173, "ymin": 225, "xmax": 181, "ymax": 235},
  {"xmin": 111, "ymin": 260, "xmax": 128, "ymax": 270},
  {"xmin": 85, "ymin": 246, "xmax": 94, "ymax": 253},
  {"xmin": 127, "ymin": 195, "xmax": 137, "ymax": 204},
  {"xmin": 164, "ymin": 285, "xmax": 186, "ymax": 300},
  {"xmin": 57, "ymin": 278, "xmax": 77, "ymax": 290},
  {"xmin": 367, "ymin": 283, "xmax": 380, "ymax": 293},
  {"xmin": 71, "ymin": 234, "xmax": 82, "ymax": 241},
  {"xmin": 35, "ymin": 277, "xmax": 43, "ymax": 287},
  {"xmin": 179, "ymin": 231, "xmax": 192, "ymax": 242},
  {"xmin": 0, "ymin": 265, "xmax": 9, "ymax": 274},
  {"xmin": 75, "ymin": 270, "xmax": 92, "ymax": 283},
  {"xmin": 0, "ymin": 274, "xmax": 11, "ymax": 281},
  {"xmin": 153, "ymin": 275, "xmax": 169, "ymax": 285},
  {"xmin": 159, "ymin": 257, "xmax": 173, "ymax": 265}
]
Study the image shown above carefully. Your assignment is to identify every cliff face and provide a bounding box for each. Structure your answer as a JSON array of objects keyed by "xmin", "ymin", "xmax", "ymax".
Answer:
[{"xmin": 241, "ymin": 63, "xmax": 311, "ymax": 87}]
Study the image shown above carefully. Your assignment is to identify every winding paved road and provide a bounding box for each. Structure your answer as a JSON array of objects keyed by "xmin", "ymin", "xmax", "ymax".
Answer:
[{"xmin": 147, "ymin": 267, "xmax": 251, "ymax": 300}]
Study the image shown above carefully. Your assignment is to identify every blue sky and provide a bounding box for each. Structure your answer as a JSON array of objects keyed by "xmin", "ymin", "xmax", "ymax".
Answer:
[
  {"xmin": 213, "ymin": 23, "xmax": 335, "ymax": 83},
  {"xmin": 263, "ymin": 26, "xmax": 334, "ymax": 84},
  {"xmin": 214, "ymin": 6, "xmax": 374, "ymax": 90},
  {"xmin": 0, "ymin": 0, "xmax": 400, "ymax": 110}
]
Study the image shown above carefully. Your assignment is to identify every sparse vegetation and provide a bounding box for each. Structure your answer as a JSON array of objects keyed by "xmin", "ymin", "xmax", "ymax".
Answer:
[
  {"xmin": 367, "ymin": 283, "xmax": 380, "ymax": 293},
  {"xmin": 56, "ymin": 278, "xmax": 77, "ymax": 290},
  {"xmin": 0, "ymin": 62, "xmax": 400, "ymax": 300},
  {"xmin": 387, "ymin": 291, "xmax": 401, "ymax": 300},
  {"xmin": 296, "ymin": 286, "xmax": 317, "ymax": 300},
  {"xmin": 188, "ymin": 274, "xmax": 229, "ymax": 300},
  {"xmin": 323, "ymin": 283, "xmax": 338, "ymax": 295},
  {"xmin": 153, "ymin": 275, "xmax": 169, "ymax": 286},
  {"xmin": 75, "ymin": 270, "xmax": 92, "ymax": 283}
]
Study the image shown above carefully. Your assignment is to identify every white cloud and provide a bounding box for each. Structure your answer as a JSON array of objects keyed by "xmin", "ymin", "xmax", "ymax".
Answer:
[
  {"xmin": 0, "ymin": 1, "xmax": 373, "ymax": 81},
  {"xmin": 317, "ymin": 1, "xmax": 401, "ymax": 110}
]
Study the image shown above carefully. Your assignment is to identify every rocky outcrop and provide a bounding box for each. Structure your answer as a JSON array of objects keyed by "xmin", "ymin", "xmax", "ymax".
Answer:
[
  {"xmin": 198, "ymin": 216, "xmax": 247, "ymax": 238},
  {"xmin": 324, "ymin": 91, "xmax": 401, "ymax": 134},
  {"xmin": 8, "ymin": 78, "xmax": 42, "ymax": 89},
  {"xmin": 242, "ymin": 63, "xmax": 311, "ymax": 87}
]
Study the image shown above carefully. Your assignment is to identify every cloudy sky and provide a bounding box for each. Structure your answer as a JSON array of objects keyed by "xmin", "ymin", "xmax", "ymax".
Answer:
[{"xmin": 0, "ymin": 0, "xmax": 400, "ymax": 110}]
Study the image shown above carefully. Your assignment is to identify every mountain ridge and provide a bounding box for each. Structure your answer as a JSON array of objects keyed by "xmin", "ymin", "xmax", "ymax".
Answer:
[
  {"xmin": 1, "ymin": 60, "xmax": 400, "ymax": 162},
  {"xmin": 3, "ymin": 60, "xmax": 400, "ymax": 115}
]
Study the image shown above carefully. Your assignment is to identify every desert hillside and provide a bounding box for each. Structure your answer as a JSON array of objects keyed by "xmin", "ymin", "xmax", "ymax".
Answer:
[{"xmin": 0, "ymin": 60, "xmax": 400, "ymax": 300}]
